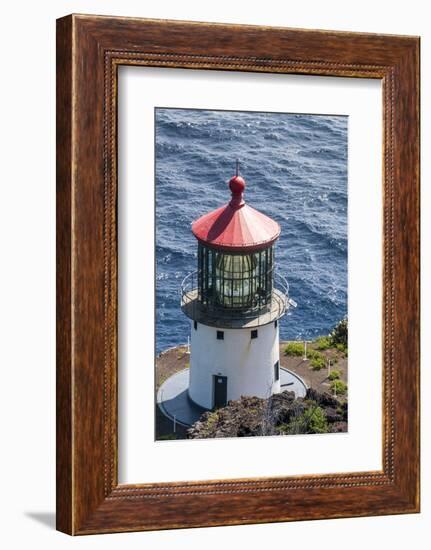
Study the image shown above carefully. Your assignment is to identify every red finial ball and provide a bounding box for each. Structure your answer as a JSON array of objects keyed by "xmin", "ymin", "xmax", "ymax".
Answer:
[{"xmin": 229, "ymin": 175, "xmax": 246, "ymax": 194}]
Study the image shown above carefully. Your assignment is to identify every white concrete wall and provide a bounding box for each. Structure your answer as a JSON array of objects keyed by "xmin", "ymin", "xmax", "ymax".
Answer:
[{"xmin": 189, "ymin": 321, "xmax": 280, "ymax": 409}]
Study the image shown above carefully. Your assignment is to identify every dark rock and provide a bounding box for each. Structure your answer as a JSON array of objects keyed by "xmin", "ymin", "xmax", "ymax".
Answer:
[
  {"xmin": 188, "ymin": 389, "xmax": 348, "ymax": 439},
  {"xmin": 330, "ymin": 421, "xmax": 348, "ymax": 433},
  {"xmin": 325, "ymin": 407, "xmax": 343, "ymax": 423},
  {"xmin": 306, "ymin": 388, "xmax": 341, "ymax": 408}
]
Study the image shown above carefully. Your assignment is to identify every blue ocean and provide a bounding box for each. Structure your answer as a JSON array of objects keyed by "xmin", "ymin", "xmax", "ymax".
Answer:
[{"xmin": 155, "ymin": 108, "xmax": 347, "ymax": 354}]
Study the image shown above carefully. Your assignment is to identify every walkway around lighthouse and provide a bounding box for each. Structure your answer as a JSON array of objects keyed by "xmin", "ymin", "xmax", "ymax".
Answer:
[{"xmin": 157, "ymin": 367, "xmax": 307, "ymax": 428}]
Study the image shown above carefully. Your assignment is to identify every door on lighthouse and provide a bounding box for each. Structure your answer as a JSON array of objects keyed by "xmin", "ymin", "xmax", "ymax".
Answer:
[{"xmin": 213, "ymin": 375, "xmax": 228, "ymax": 409}]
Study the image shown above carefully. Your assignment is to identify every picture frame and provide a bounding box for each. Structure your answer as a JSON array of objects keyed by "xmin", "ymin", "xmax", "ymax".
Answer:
[{"xmin": 56, "ymin": 14, "xmax": 420, "ymax": 535}]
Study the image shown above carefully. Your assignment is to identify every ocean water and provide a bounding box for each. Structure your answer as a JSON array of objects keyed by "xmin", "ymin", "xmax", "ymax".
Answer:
[{"xmin": 155, "ymin": 108, "xmax": 347, "ymax": 354}]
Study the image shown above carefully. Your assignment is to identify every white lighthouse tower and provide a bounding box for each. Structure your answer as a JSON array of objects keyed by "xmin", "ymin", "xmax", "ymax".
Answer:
[{"xmin": 180, "ymin": 165, "xmax": 295, "ymax": 410}]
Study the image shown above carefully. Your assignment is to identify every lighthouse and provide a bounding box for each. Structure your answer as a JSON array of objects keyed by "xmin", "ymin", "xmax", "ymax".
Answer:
[{"xmin": 180, "ymin": 164, "xmax": 296, "ymax": 411}]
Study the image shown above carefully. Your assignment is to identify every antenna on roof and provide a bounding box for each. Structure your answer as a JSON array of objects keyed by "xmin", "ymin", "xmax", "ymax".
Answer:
[{"xmin": 236, "ymin": 159, "xmax": 240, "ymax": 176}]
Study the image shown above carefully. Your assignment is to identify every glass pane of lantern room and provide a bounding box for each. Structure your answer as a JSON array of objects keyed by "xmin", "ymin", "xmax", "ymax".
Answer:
[{"xmin": 215, "ymin": 253, "xmax": 258, "ymax": 308}]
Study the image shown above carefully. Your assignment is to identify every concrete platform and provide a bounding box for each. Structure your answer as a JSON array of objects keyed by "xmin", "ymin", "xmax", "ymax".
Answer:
[{"xmin": 157, "ymin": 367, "xmax": 307, "ymax": 428}]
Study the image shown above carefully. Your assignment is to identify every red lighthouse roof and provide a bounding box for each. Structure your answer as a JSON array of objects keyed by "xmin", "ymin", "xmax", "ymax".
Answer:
[{"xmin": 191, "ymin": 170, "xmax": 281, "ymax": 252}]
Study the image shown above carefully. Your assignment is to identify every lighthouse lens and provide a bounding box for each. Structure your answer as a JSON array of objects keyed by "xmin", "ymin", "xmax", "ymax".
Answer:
[
  {"xmin": 197, "ymin": 243, "xmax": 273, "ymax": 313},
  {"xmin": 213, "ymin": 250, "xmax": 272, "ymax": 310},
  {"xmin": 215, "ymin": 253, "xmax": 257, "ymax": 307}
]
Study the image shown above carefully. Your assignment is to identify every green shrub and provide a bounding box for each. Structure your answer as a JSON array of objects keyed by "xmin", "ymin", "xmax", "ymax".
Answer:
[
  {"xmin": 330, "ymin": 318, "xmax": 348, "ymax": 347},
  {"xmin": 328, "ymin": 370, "xmax": 341, "ymax": 381},
  {"xmin": 288, "ymin": 406, "xmax": 329, "ymax": 434},
  {"xmin": 315, "ymin": 336, "xmax": 331, "ymax": 350},
  {"xmin": 334, "ymin": 343, "xmax": 348, "ymax": 358},
  {"xmin": 330, "ymin": 380, "xmax": 347, "ymax": 396},
  {"xmin": 310, "ymin": 356, "xmax": 326, "ymax": 371},
  {"xmin": 284, "ymin": 342, "xmax": 304, "ymax": 356},
  {"xmin": 305, "ymin": 406, "xmax": 329, "ymax": 433},
  {"xmin": 307, "ymin": 349, "xmax": 321, "ymax": 360}
]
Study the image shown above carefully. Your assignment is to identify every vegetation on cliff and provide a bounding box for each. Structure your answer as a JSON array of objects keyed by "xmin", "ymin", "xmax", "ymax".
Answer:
[
  {"xmin": 188, "ymin": 388, "xmax": 347, "ymax": 439},
  {"xmin": 283, "ymin": 319, "xmax": 348, "ymax": 388}
]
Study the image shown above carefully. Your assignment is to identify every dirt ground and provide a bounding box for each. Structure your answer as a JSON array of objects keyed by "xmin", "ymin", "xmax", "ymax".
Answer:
[
  {"xmin": 155, "ymin": 345, "xmax": 190, "ymax": 391},
  {"xmin": 280, "ymin": 341, "xmax": 348, "ymax": 399},
  {"xmin": 155, "ymin": 345, "xmax": 190, "ymax": 439}
]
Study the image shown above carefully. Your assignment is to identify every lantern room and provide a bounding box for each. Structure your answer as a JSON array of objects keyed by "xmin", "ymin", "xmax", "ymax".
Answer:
[
  {"xmin": 197, "ymin": 244, "xmax": 274, "ymax": 312},
  {"xmin": 181, "ymin": 165, "xmax": 291, "ymax": 329}
]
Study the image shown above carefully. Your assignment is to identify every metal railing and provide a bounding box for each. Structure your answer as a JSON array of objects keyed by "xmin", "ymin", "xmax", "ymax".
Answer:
[{"xmin": 180, "ymin": 269, "xmax": 295, "ymax": 327}]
